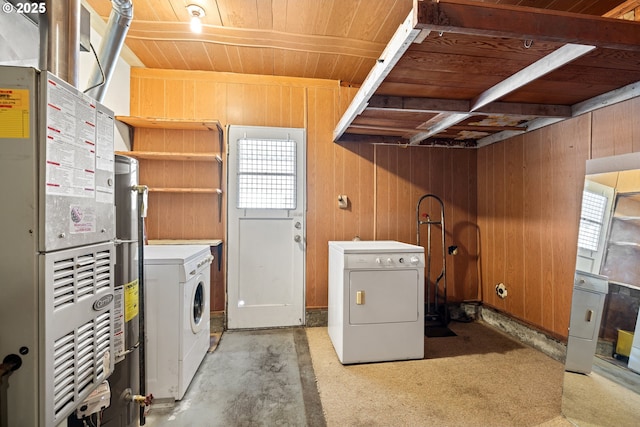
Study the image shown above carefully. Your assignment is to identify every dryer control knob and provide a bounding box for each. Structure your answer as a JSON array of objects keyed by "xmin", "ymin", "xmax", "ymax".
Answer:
[{"xmin": 410, "ymin": 256, "xmax": 420, "ymax": 264}]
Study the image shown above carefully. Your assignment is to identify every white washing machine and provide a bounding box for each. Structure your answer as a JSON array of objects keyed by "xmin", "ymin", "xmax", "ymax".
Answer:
[
  {"xmin": 143, "ymin": 244, "xmax": 213, "ymax": 400},
  {"xmin": 328, "ymin": 240, "xmax": 425, "ymax": 364}
]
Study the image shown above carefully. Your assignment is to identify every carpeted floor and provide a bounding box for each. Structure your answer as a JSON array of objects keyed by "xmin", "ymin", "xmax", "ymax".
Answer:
[{"xmin": 307, "ymin": 321, "xmax": 569, "ymax": 427}]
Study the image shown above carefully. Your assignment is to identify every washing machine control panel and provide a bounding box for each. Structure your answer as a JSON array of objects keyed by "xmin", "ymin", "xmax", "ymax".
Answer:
[{"xmin": 345, "ymin": 253, "xmax": 425, "ymax": 269}]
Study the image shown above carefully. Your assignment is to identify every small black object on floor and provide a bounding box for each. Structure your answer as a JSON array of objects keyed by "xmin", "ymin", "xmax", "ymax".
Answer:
[{"xmin": 425, "ymin": 325, "xmax": 457, "ymax": 338}]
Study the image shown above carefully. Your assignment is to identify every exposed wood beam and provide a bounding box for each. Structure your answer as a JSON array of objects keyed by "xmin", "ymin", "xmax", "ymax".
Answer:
[
  {"xmin": 409, "ymin": 43, "xmax": 594, "ymax": 145},
  {"xmin": 333, "ymin": 9, "xmax": 420, "ymax": 141},
  {"xmin": 449, "ymin": 124, "xmax": 526, "ymax": 132},
  {"xmin": 336, "ymin": 134, "xmax": 410, "ymax": 145},
  {"xmin": 409, "ymin": 113, "xmax": 469, "ymax": 144},
  {"xmin": 572, "ymin": 80, "xmax": 640, "ymax": 117},
  {"xmin": 470, "ymin": 44, "xmax": 595, "ymax": 112},
  {"xmin": 367, "ymin": 96, "xmax": 572, "ymax": 117},
  {"xmin": 336, "ymin": 133, "xmax": 476, "ymax": 148},
  {"xmin": 349, "ymin": 124, "xmax": 421, "ymax": 134},
  {"xmin": 602, "ymin": 0, "xmax": 640, "ymax": 18},
  {"xmin": 349, "ymin": 122, "xmax": 523, "ymax": 134},
  {"xmin": 413, "ymin": 29, "xmax": 431, "ymax": 44},
  {"xmin": 417, "ymin": 0, "xmax": 640, "ymax": 52},
  {"xmin": 477, "ymin": 79, "xmax": 640, "ymax": 148}
]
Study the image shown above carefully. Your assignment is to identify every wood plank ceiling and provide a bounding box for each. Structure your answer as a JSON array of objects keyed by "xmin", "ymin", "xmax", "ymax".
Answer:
[
  {"xmin": 85, "ymin": 0, "xmax": 632, "ymax": 84},
  {"xmin": 85, "ymin": 0, "xmax": 639, "ymax": 147}
]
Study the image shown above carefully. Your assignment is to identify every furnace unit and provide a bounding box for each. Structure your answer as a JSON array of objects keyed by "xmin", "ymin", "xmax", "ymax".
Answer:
[{"xmin": 0, "ymin": 66, "xmax": 116, "ymax": 427}]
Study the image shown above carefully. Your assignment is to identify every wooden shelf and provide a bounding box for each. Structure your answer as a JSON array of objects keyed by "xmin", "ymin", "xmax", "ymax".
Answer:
[
  {"xmin": 148, "ymin": 188, "xmax": 223, "ymax": 194},
  {"xmin": 116, "ymin": 116, "xmax": 221, "ymax": 132},
  {"xmin": 118, "ymin": 115, "xmax": 225, "ymax": 223},
  {"xmin": 116, "ymin": 151, "xmax": 222, "ymax": 162}
]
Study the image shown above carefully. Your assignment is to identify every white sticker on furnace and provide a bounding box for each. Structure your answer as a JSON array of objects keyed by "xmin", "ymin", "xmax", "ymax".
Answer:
[{"xmin": 69, "ymin": 205, "xmax": 96, "ymax": 234}]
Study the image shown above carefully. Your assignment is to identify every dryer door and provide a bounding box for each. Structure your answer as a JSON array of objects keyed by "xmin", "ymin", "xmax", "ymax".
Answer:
[{"xmin": 348, "ymin": 269, "xmax": 420, "ymax": 324}]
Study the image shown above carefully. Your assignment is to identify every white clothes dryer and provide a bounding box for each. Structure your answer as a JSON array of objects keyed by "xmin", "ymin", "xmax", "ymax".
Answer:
[
  {"xmin": 328, "ymin": 240, "xmax": 425, "ymax": 364},
  {"xmin": 143, "ymin": 244, "xmax": 213, "ymax": 400}
]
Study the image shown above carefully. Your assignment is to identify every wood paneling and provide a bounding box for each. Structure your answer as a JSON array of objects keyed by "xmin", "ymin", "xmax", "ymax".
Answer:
[
  {"xmin": 130, "ymin": 68, "xmax": 479, "ymax": 313},
  {"xmin": 130, "ymin": 67, "xmax": 639, "ymax": 339},
  {"xmin": 475, "ymin": 100, "xmax": 640, "ymax": 339}
]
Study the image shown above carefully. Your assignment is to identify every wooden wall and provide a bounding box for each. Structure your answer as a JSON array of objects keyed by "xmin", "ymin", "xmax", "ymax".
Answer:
[
  {"xmin": 129, "ymin": 68, "xmax": 479, "ymax": 313},
  {"xmin": 129, "ymin": 67, "xmax": 640, "ymax": 340},
  {"xmin": 477, "ymin": 96, "xmax": 640, "ymax": 339}
]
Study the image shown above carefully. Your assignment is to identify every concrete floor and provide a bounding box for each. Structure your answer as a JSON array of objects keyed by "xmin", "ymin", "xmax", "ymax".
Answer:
[{"xmin": 144, "ymin": 328, "xmax": 325, "ymax": 427}]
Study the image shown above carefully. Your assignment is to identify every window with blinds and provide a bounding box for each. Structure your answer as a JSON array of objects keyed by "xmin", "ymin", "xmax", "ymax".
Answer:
[
  {"xmin": 578, "ymin": 190, "xmax": 608, "ymax": 251},
  {"xmin": 237, "ymin": 138, "xmax": 297, "ymax": 209}
]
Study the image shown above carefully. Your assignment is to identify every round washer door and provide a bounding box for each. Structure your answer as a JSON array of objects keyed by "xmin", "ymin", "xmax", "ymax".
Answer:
[{"xmin": 190, "ymin": 275, "xmax": 206, "ymax": 333}]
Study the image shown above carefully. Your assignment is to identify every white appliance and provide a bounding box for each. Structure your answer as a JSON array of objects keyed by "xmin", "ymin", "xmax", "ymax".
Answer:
[
  {"xmin": 0, "ymin": 66, "xmax": 116, "ymax": 426},
  {"xmin": 143, "ymin": 245, "xmax": 213, "ymax": 400},
  {"xmin": 565, "ymin": 270, "xmax": 608, "ymax": 374},
  {"xmin": 328, "ymin": 240, "xmax": 425, "ymax": 364}
]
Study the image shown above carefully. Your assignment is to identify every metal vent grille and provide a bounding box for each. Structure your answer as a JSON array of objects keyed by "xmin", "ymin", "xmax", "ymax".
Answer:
[
  {"xmin": 45, "ymin": 243, "xmax": 115, "ymax": 424},
  {"xmin": 95, "ymin": 312, "xmax": 111, "ymax": 378},
  {"xmin": 95, "ymin": 251, "xmax": 111, "ymax": 291},
  {"xmin": 52, "ymin": 258, "xmax": 75, "ymax": 309},
  {"xmin": 51, "ymin": 312, "xmax": 112, "ymax": 418},
  {"xmin": 52, "ymin": 249, "xmax": 113, "ymax": 308},
  {"xmin": 53, "ymin": 332, "xmax": 75, "ymax": 415}
]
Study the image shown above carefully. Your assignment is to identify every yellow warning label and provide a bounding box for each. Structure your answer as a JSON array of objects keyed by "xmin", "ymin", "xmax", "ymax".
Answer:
[
  {"xmin": 124, "ymin": 279, "xmax": 139, "ymax": 322},
  {"xmin": 0, "ymin": 88, "xmax": 30, "ymax": 138}
]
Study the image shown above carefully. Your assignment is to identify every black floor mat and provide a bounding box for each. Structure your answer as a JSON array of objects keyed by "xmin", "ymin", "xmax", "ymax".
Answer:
[{"xmin": 425, "ymin": 326, "xmax": 457, "ymax": 338}]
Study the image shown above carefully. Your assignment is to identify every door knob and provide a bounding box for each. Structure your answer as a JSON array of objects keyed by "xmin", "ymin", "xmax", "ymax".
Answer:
[{"xmin": 294, "ymin": 235, "xmax": 302, "ymax": 243}]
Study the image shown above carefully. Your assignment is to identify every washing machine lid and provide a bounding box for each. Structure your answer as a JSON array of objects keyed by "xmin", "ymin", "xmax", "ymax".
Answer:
[
  {"xmin": 329, "ymin": 240, "xmax": 424, "ymax": 253},
  {"xmin": 143, "ymin": 244, "xmax": 211, "ymax": 265}
]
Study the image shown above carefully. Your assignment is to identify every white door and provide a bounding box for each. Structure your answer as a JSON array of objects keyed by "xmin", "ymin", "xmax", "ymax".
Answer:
[{"xmin": 227, "ymin": 125, "xmax": 306, "ymax": 329}]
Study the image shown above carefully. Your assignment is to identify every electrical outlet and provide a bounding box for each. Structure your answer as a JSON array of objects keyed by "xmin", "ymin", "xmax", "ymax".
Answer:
[{"xmin": 496, "ymin": 283, "xmax": 508, "ymax": 299}]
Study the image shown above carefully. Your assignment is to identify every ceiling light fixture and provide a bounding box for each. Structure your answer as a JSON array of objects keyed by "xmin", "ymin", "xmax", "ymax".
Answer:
[{"xmin": 187, "ymin": 4, "xmax": 205, "ymax": 33}]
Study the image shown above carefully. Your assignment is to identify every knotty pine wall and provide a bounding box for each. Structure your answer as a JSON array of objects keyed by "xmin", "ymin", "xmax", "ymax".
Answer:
[
  {"xmin": 129, "ymin": 68, "xmax": 479, "ymax": 313},
  {"xmin": 477, "ymin": 96, "xmax": 640, "ymax": 339}
]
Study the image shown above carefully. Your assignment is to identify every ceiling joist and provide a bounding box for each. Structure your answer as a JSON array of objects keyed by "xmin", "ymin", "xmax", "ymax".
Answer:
[
  {"xmin": 333, "ymin": 9, "xmax": 421, "ymax": 141},
  {"xmin": 367, "ymin": 97, "xmax": 572, "ymax": 118},
  {"xmin": 409, "ymin": 42, "xmax": 595, "ymax": 144},
  {"xmin": 417, "ymin": 0, "xmax": 640, "ymax": 51},
  {"xmin": 334, "ymin": 0, "xmax": 640, "ymax": 148}
]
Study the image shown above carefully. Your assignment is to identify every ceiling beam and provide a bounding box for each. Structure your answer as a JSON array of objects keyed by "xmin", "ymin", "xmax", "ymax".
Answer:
[
  {"xmin": 470, "ymin": 44, "xmax": 595, "ymax": 112},
  {"xmin": 336, "ymin": 133, "xmax": 476, "ymax": 148},
  {"xmin": 449, "ymin": 124, "xmax": 526, "ymax": 132},
  {"xmin": 603, "ymin": 0, "xmax": 640, "ymax": 18},
  {"xmin": 336, "ymin": 134, "xmax": 410, "ymax": 145},
  {"xmin": 417, "ymin": 0, "xmax": 640, "ymax": 52},
  {"xmin": 367, "ymin": 96, "xmax": 572, "ymax": 117},
  {"xmin": 333, "ymin": 9, "xmax": 421, "ymax": 141},
  {"xmin": 476, "ymin": 79, "xmax": 640, "ymax": 148},
  {"xmin": 348, "ymin": 123, "xmax": 526, "ymax": 134},
  {"xmin": 408, "ymin": 42, "xmax": 593, "ymax": 145},
  {"xmin": 349, "ymin": 124, "xmax": 421, "ymax": 134},
  {"xmin": 409, "ymin": 113, "xmax": 469, "ymax": 144}
]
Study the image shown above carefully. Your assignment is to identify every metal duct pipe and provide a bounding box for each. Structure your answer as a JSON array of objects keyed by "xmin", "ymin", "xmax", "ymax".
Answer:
[
  {"xmin": 39, "ymin": 0, "xmax": 81, "ymax": 87},
  {"xmin": 85, "ymin": 0, "xmax": 133, "ymax": 102}
]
